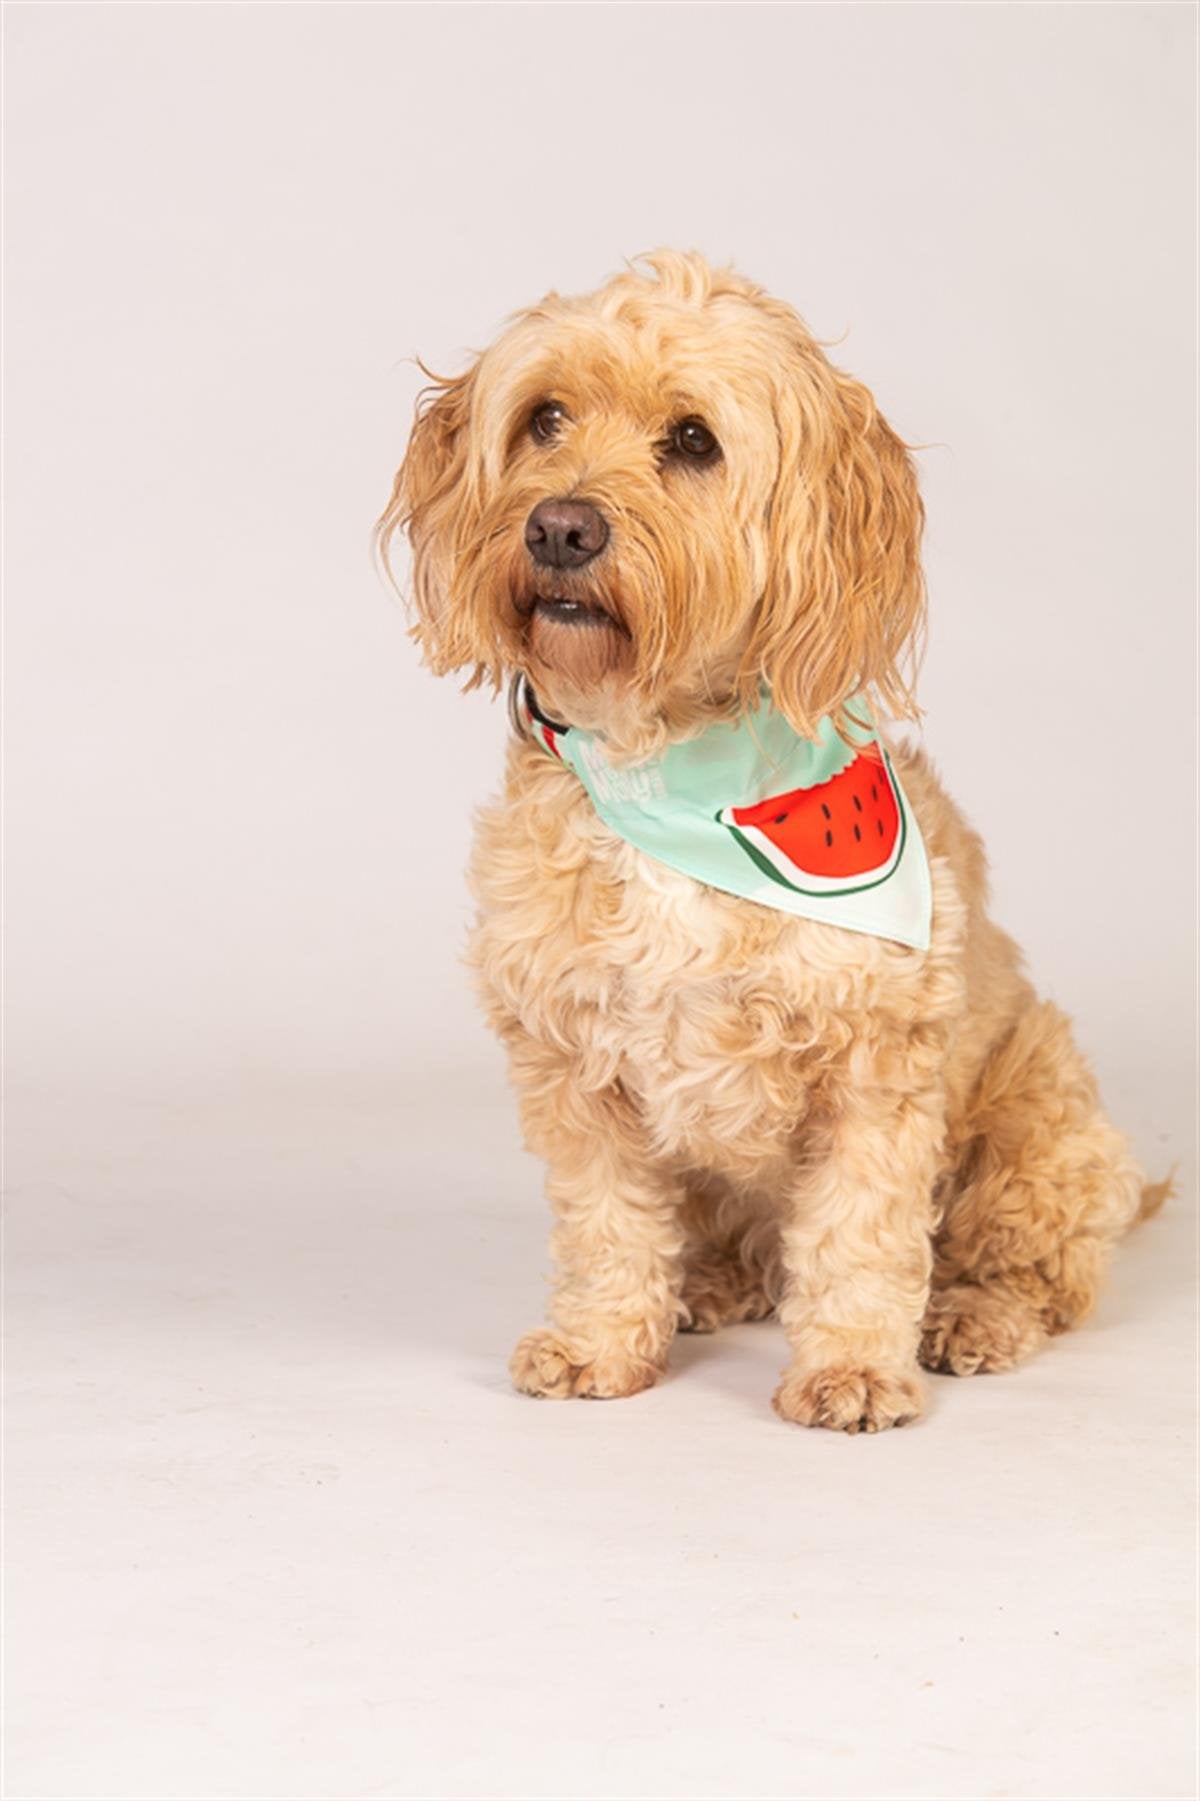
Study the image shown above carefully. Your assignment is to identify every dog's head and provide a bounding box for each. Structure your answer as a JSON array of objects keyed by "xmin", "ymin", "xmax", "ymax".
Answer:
[{"xmin": 378, "ymin": 252, "xmax": 924, "ymax": 755}]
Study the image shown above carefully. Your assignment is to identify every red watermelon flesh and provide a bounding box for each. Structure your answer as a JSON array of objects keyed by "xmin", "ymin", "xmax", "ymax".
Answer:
[{"xmin": 721, "ymin": 748, "xmax": 902, "ymax": 890}]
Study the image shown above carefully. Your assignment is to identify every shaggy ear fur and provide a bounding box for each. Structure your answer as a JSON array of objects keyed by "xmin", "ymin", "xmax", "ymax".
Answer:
[
  {"xmin": 743, "ymin": 349, "xmax": 926, "ymax": 740},
  {"xmin": 376, "ymin": 361, "xmax": 483, "ymax": 676}
]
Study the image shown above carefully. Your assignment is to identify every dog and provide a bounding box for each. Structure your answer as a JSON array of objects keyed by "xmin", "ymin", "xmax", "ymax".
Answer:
[{"xmin": 378, "ymin": 250, "xmax": 1163, "ymax": 1431}]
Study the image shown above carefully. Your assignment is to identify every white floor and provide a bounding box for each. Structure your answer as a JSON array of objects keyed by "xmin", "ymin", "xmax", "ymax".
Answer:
[{"xmin": 6, "ymin": 1067, "xmax": 1195, "ymax": 1801}]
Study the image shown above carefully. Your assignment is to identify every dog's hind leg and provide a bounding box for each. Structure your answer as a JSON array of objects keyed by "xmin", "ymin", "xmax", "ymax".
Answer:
[
  {"xmin": 678, "ymin": 1183, "xmax": 780, "ymax": 1334},
  {"xmin": 920, "ymin": 1001, "xmax": 1157, "ymax": 1376}
]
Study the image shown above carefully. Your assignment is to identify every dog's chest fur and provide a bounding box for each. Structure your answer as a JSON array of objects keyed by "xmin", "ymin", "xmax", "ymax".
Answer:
[{"xmin": 470, "ymin": 739, "xmax": 944, "ymax": 1183}]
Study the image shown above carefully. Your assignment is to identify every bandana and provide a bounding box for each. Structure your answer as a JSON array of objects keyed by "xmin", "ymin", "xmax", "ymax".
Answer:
[{"xmin": 516, "ymin": 681, "xmax": 931, "ymax": 951}]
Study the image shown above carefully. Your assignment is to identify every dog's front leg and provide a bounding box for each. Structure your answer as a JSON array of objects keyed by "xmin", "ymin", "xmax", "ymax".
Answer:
[
  {"xmin": 507, "ymin": 1050, "xmax": 684, "ymax": 1401},
  {"xmin": 773, "ymin": 1073, "xmax": 944, "ymax": 1433}
]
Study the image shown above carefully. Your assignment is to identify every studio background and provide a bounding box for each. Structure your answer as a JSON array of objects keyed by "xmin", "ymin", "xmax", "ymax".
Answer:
[{"xmin": 6, "ymin": 6, "xmax": 1196, "ymax": 1800}]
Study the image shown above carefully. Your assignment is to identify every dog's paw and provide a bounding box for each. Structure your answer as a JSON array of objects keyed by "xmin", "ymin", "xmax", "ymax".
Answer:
[
  {"xmin": 920, "ymin": 1284, "xmax": 1044, "ymax": 1376},
  {"xmin": 772, "ymin": 1362, "xmax": 925, "ymax": 1433},
  {"xmin": 508, "ymin": 1329, "xmax": 660, "ymax": 1400}
]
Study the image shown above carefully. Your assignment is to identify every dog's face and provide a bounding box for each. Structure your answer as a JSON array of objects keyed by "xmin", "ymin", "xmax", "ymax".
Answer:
[{"xmin": 379, "ymin": 252, "xmax": 925, "ymax": 753}]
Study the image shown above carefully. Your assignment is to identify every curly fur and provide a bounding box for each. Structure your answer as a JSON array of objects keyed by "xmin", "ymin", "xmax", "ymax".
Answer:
[{"xmin": 379, "ymin": 250, "xmax": 1158, "ymax": 1432}]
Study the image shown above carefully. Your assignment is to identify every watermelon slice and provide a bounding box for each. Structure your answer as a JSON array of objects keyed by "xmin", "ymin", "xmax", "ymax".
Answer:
[{"xmin": 718, "ymin": 746, "xmax": 906, "ymax": 896}]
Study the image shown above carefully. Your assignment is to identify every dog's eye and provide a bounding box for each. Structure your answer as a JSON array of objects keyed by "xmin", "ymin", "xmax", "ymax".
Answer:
[
  {"xmin": 670, "ymin": 417, "xmax": 720, "ymax": 463},
  {"xmin": 530, "ymin": 401, "xmax": 568, "ymax": 444}
]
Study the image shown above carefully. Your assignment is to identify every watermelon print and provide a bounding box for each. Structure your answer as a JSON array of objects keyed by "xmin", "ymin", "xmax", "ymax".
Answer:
[
  {"xmin": 514, "ymin": 676, "xmax": 930, "ymax": 947},
  {"xmin": 718, "ymin": 747, "xmax": 906, "ymax": 897}
]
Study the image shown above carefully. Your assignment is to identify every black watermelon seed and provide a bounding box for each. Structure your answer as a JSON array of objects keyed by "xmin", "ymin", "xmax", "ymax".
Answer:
[
  {"xmin": 871, "ymin": 784, "xmax": 878, "ymax": 801},
  {"xmin": 877, "ymin": 819, "xmax": 884, "ymax": 836},
  {"xmin": 824, "ymin": 829, "xmax": 833, "ymax": 847},
  {"xmin": 821, "ymin": 802, "xmax": 831, "ymax": 820},
  {"xmin": 853, "ymin": 795, "xmax": 863, "ymax": 812},
  {"xmin": 774, "ymin": 813, "xmax": 788, "ymax": 825},
  {"xmin": 854, "ymin": 824, "xmax": 862, "ymax": 842}
]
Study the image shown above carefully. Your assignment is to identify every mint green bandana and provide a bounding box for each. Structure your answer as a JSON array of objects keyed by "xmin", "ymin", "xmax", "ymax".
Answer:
[{"xmin": 517, "ymin": 682, "xmax": 931, "ymax": 951}]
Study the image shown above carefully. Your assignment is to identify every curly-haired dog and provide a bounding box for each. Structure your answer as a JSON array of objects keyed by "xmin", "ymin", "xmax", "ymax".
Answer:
[{"xmin": 378, "ymin": 251, "xmax": 1162, "ymax": 1432}]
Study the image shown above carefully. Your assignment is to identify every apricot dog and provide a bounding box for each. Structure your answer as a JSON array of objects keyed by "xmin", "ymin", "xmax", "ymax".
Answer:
[{"xmin": 378, "ymin": 251, "xmax": 1159, "ymax": 1431}]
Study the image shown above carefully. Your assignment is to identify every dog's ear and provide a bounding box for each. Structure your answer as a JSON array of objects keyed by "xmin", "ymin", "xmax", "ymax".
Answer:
[
  {"xmin": 376, "ymin": 360, "xmax": 483, "ymax": 675},
  {"xmin": 743, "ymin": 353, "xmax": 925, "ymax": 739}
]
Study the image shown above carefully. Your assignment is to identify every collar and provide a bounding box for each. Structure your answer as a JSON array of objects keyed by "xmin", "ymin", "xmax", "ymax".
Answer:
[{"xmin": 513, "ymin": 680, "xmax": 931, "ymax": 951}]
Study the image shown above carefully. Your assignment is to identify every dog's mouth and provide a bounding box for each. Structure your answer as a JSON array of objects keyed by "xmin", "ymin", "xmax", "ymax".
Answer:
[
  {"xmin": 515, "ymin": 583, "xmax": 632, "ymax": 684},
  {"xmin": 515, "ymin": 583, "xmax": 627, "ymax": 626},
  {"xmin": 528, "ymin": 595, "xmax": 626, "ymax": 632},
  {"xmin": 515, "ymin": 586, "xmax": 629, "ymax": 634}
]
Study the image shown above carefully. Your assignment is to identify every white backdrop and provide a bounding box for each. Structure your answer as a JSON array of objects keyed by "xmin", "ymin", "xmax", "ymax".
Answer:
[
  {"xmin": 7, "ymin": 0, "xmax": 1194, "ymax": 1101},
  {"xmin": 6, "ymin": 8, "xmax": 1196, "ymax": 1800}
]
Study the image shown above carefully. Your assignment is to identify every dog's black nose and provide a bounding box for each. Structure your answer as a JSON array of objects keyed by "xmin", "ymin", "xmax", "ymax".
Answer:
[{"xmin": 524, "ymin": 499, "xmax": 608, "ymax": 570}]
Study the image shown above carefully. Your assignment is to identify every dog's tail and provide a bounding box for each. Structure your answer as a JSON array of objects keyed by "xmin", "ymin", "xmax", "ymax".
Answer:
[{"xmin": 1133, "ymin": 1171, "xmax": 1175, "ymax": 1226}]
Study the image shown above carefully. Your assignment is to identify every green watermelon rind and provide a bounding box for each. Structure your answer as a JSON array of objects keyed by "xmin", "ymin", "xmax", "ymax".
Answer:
[{"xmin": 716, "ymin": 749, "xmax": 908, "ymax": 899}]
